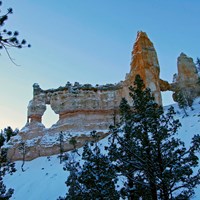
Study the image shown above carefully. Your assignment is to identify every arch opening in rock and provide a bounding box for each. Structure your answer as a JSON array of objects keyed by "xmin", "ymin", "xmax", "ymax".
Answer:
[
  {"xmin": 42, "ymin": 105, "xmax": 59, "ymax": 128},
  {"xmin": 161, "ymin": 91, "xmax": 175, "ymax": 106}
]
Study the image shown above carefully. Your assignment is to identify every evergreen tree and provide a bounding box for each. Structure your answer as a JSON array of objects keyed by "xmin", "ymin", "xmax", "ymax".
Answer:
[
  {"xmin": 0, "ymin": 1, "xmax": 30, "ymax": 65},
  {"xmin": 58, "ymin": 131, "xmax": 64, "ymax": 164},
  {"xmin": 0, "ymin": 149, "xmax": 15, "ymax": 200},
  {"xmin": 58, "ymin": 134, "xmax": 83, "ymax": 200},
  {"xmin": 4, "ymin": 127, "xmax": 13, "ymax": 143},
  {"xmin": 18, "ymin": 141, "xmax": 27, "ymax": 172},
  {"xmin": 0, "ymin": 126, "xmax": 17, "ymax": 199},
  {"xmin": 175, "ymin": 89, "xmax": 194, "ymax": 115},
  {"xmin": 1, "ymin": 127, "xmax": 18, "ymax": 144},
  {"xmin": 175, "ymin": 90, "xmax": 188, "ymax": 116},
  {"xmin": 196, "ymin": 57, "xmax": 200, "ymax": 87},
  {"xmin": 196, "ymin": 57, "xmax": 200, "ymax": 72},
  {"xmin": 0, "ymin": 133, "xmax": 5, "ymax": 148},
  {"xmin": 61, "ymin": 131, "xmax": 119, "ymax": 200},
  {"xmin": 108, "ymin": 74, "xmax": 200, "ymax": 200},
  {"xmin": 172, "ymin": 73, "xmax": 177, "ymax": 83},
  {"xmin": 60, "ymin": 151, "xmax": 83, "ymax": 200}
]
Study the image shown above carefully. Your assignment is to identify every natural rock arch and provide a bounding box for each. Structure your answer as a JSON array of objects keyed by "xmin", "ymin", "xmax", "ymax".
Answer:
[
  {"xmin": 42, "ymin": 105, "xmax": 59, "ymax": 128},
  {"xmin": 8, "ymin": 31, "xmax": 200, "ymax": 161}
]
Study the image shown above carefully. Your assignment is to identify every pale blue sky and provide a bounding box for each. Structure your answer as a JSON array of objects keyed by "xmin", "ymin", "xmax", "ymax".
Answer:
[{"xmin": 0, "ymin": 0, "xmax": 200, "ymax": 129}]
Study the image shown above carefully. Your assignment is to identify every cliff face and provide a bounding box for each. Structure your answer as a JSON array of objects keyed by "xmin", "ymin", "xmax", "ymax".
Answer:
[
  {"xmin": 28, "ymin": 83, "xmax": 125, "ymax": 132},
  {"xmin": 7, "ymin": 31, "xmax": 164, "ymax": 161},
  {"xmin": 8, "ymin": 31, "xmax": 200, "ymax": 161},
  {"xmin": 25, "ymin": 31, "xmax": 163, "ymax": 134}
]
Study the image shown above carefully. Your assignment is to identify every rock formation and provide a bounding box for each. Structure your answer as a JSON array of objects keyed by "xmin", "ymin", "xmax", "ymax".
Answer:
[
  {"xmin": 171, "ymin": 53, "xmax": 200, "ymax": 102},
  {"xmin": 126, "ymin": 31, "xmax": 162, "ymax": 104},
  {"xmin": 177, "ymin": 53, "xmax": 198, "ymax": 83},
  {"xmin": 7, "ymin": 31, "xmax": 200, "ymax": 161}
]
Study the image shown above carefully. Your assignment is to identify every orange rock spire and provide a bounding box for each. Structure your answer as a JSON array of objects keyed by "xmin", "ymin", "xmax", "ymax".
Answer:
[{"xmin": 127, "ymin": 31, "xmax": 162, "ymax": 104}]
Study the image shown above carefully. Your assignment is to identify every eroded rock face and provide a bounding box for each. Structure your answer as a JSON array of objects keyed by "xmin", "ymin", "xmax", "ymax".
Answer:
[
  {"xmin": 28, "ymin": 83, "xmax": 125, "ymax": 132},
  {"xmin": 25, "ymin": 31, "xmax": 163, "ymax": 135},
  {"xmin": 10, "ymin": 32, "xmax": 200, "ymax": 161},
  {"xmin": 177, "ymin": 53, "xmax": 198, "ymax": 83},
  {"xmin": 8, "ymin": 31, "xmax": 166, "ymax": 161},
  {"xmin": 8, "ymin": 84, "xmax": 127, "ymax": 161},
  {"xmin": 7, "ymin": 127, "xmax": 109, "ymax": 161},
  {"xmin": 27, "ymin": 98, "xmax": 46, "ymax": 123},
  {"xmin": 171, "ymin": 53, "xmax": 200, "ymax": 101},
  {"xmin": 126, "ymin": 31, "xmax": 162, "ymax": 104}
]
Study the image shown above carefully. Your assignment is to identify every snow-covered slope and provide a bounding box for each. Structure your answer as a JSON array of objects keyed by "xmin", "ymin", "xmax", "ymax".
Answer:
[{"xmin": 4, "ymin": 100, "xmax": 200, "ymax": 200}]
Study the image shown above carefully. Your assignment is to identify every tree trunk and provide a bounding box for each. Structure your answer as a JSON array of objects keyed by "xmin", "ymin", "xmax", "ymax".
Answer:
[
  {"xmin": 128, "ymin": 177, "xmax": 135, "ymax": 200},
  {"xmin": 21, "ymin": 154, "xmax": 25, "ymax": 172},
  {"xmin": 157, "ymin": 145, "xmax": 169, "ymax": 200},
  {"xmin": 150, "ymin": 181, "xmax": 158, "ymax": 200},
  {"xmin": 144, "ymin": 132, "xmax": 158, "ymax": 200}
]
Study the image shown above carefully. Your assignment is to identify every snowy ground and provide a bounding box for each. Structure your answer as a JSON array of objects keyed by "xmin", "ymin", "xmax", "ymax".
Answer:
[{"xmin": 4, "ymin": 100, "xmax": 200, "ymax": 200}]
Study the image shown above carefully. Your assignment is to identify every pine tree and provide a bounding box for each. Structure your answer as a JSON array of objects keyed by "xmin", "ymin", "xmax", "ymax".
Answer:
[
  {"xmin": 58, "ymin": 131, "xmax": 64, "ymax": 164},
  {"xmin": 18, "ymin": 141, "xmax": 28, "ymax": 172},
  {"xmin": 175, "ymin": 88, "xmax": 194, "ymax": 115},
  {"xmin": 63, "ymin": 153, "xmax": 83, "ymax": 200},
  {"xmin": 196, "ymin": 57, "xmax": 200, "ymax": 72},
  {"xmin": 61, "ymin": 131, "xmax": 119, "ymax": 200},
  {"xmin": 0, "ymin": 1, "xmax": 30, "ymax": 65},
  {"xmin": 108, "ymin": 74, "xmax": 200, "ymax": 200},
  {"xmin": 4, "ymin": 127, "xmax": 13, "ymax": 143},
  {"xmin": 175, "ymin": 90, "xmax": 188, "ymax": 116},
  {"xmin": 0, "ymin": 127, "xmax": 17, "ymax": 200},
  {"xmin": 58, "ymin": 135, "xmax": 83, "ymax": 200},
  {"xmin": 78, "ymin": 131, "xmax": 119, "ymax": 200},
  {"xmin": 196, "ymin": 57, "xmax": 200, "ymax": 86},
  {"xmin": 0, "ymin": 133, "xmax": 5, "ymax": 148},
  {"xmin": 0, "ymin": 149, "xmax": 15, "ymax": 200}
]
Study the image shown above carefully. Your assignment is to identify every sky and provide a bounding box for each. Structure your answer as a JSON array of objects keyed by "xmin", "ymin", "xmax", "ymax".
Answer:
[{"xmin": 0, "ymin": 0, "xmax": 200, "ymax": 130}]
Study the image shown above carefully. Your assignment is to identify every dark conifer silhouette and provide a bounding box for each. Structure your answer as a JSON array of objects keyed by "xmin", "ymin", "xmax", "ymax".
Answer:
[
  {"xmin": 0, "ymin": 1, "xmax": 30, "ymax": 65},
  {"xmin": 108, "ymin": 74, "xmax": 200, "ymax": 200}
]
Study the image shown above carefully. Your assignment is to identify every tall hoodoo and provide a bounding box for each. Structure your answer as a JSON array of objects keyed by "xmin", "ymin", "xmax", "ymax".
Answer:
[
  {"xmin": 177, "ymin": 53, "xmax": 198, "ymax": 83},
  {"xmin": 126, "ymin": 31, "xmax": 162, "ymax": 104},
  {"xmin": 171, "ymin": 53, "xmax": 200, "ymax": 101}
]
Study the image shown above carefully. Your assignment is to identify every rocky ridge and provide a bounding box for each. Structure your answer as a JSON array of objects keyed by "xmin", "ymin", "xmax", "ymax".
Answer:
[{"xmin": 7, "ymin": 31, "xmax": 200, "ymax": 161}]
